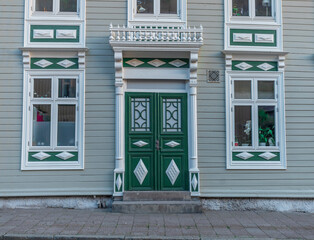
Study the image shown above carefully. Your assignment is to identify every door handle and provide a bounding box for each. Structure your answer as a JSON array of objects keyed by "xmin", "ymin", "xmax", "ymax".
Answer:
[{"xmin": 155, "ymin": 139, "xmax": 160, "ymax": 151}]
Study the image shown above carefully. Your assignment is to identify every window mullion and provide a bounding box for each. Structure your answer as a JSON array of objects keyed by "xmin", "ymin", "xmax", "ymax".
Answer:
[
  {"xmin": 156, "ymin": 0, "xmax": 160, "ymax": 16},
  {"xmin": 251, "ymin": 0, "xmax": 256, "ymax": 19},
  {"xmin": 54, "ymin": 0, "xmax": 59, "ymax": 14}
]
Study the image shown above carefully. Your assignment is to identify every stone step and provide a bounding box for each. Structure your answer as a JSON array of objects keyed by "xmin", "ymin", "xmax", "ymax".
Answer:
[
  {"xmin": 112, "ymin": 200, "xmax": 202, "ymax": 214},
  {"xmin": 123, "ymin": 191, "xmax": 191, "ymax": 201}
]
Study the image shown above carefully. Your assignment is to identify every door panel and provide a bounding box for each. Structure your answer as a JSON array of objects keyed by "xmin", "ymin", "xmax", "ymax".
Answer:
[
  {"xmin": 129, "ymin": 154, "xmax": 154, "ymax": 190},
  {"xmin": 125, "ymin": 92, "xmax": 188, "ymax": 191}
]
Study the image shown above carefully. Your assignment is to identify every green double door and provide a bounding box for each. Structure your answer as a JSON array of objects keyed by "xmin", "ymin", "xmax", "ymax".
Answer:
[{"xmin": 125, "ymin": 93, "xmax": 188, "ymax": 191}]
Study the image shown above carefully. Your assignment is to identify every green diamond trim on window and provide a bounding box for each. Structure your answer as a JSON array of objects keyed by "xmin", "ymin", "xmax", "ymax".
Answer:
[
  {"xmin": 31, "ymin": 58, "xmax": 79, "ymax": 69},
  {"xmin": 123, "ymin": 58, "xmax": 189, "ymax": 68},
  {"xmin": 28, "ymin": 151, "xmax": 78, "ymax": 162},
  {"xmin": 232, "ymin": 152, "xmax": 280, "ymax": 161},
  {"xmin": 230, "ymin": 29, "xmax": 277, "ymax": 47},
  {"xmin": 232, "ymin": 61, "xmax": 278, "ymax": 71},
  {"xmin": 30, "ymin": 25, "xmax": 80, "ymax": 42}
]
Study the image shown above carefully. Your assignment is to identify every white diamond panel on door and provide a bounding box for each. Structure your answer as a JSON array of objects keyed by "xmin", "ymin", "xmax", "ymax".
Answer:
[
  {"xmin": 162, "ymin": 98, "xmax": 181, "ymax": 132},
  {"xmin": 131, "ymin": 98, "xmax": 150, "ymax": 132}
]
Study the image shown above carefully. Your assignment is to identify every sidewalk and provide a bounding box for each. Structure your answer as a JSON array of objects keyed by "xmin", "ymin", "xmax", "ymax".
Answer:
[{"xmin": 0, "ymin": 208, "xmax": 313, "ymax": 240}]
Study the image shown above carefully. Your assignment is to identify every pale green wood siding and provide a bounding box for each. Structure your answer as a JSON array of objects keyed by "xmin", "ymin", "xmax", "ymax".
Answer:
[
  {"xmin": 195, "ymin": 0, "xmax": 314, "ymax": 197},
  {"xmin": 0, "ymin": 0, "xmax": 313, "ymax": 197}
]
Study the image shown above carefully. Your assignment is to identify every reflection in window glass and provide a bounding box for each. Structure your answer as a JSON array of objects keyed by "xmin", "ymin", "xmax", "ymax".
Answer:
[
  {"xmin": 234, "ymin": 106, "xmax": 252, "ymax": 146},
  {"xmin": 234, "ymin": 81, "xmax": 251, "ymax": 99},
  {"xmin": 59, "ymin": 79, "xmax": 76, "ymax": 98},
  {"xmin": 232, "ymin": 0, "xmax": 249, "ymax": 16},
  {"xmin": 58, "ymin": 105, "xmax": 76, "ymax": 146},
  {"xmin": 137, "ymin": 0, "xmax": 153, "ymax": 14},
  {"xmin": 34, "ymin": 79, "xmax": 51, "ymax": 98},
  {"xmin": 160, "ymin": 0, "xmax": 177, "ymax": 14},
  {"xmin": 256, "ymin": 0, "xmax": 272, "ymax": 16},
  {"xmin": 36, "ymin": 0, "xmax": 53, "ymax": 11},
  {"xmin": 32, "ymin": 105, "xmax": 51, "ymax": 146},
  {"xmin": 258, "ymin": 81, "xmax": 275, "ymax": 99},
  {"xmin": 60, "ymin": 0, "xmax": 77, "ymax": 12},
  {"xmin": 258, "ymin": 106, "xmax": 275, "ymax": 146}
]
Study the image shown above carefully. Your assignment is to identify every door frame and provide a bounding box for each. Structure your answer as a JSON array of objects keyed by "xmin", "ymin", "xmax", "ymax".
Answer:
[
  {"xmin": 112, "ymin": 50, "xmax": 201, "ymax": 197},
  {"xmin": 125, "ymin": 92, "xmax": 189, "ymax": 191}
]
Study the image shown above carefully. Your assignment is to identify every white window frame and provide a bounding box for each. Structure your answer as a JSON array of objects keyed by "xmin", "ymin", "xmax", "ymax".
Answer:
[
  {"xmin": 226, "ymin": 0, "xmax": 281, "ymax": 24},
  {"xmin": 226, "ymin": 71, "xmax": 286, "ymax": 169},
  {"xmin": 128, "ymin": 0, "xmax": 186, "ymax": 26},
  {"xmin": 26, "ymin": 0, "xmax": 84, "ymax": 20},
  {"xmin": 21, "ymin": 71, "xmax": 85, "ymax": 170}
]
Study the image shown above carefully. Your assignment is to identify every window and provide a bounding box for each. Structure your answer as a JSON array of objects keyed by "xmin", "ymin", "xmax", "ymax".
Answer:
[
  {"xmin": 231, "ymin": 0, "xmax": 274, "ymax": 19},
  {"xmin": 31, "ymin": 77, "xmax": 78, "ymax": 148},
  {"xmin": 232, "ymin": 78, "xmax": 277, "ymax": 148},
  {"xmin": 34, "ymin": 0, "xmax": 78, "ymax": 14},
  {"xmin": 136, "ymin": 0, "xmax": 177, "ymax": 15},
  {"xmin": 129, "ymin": 0, "xmax": 186, "ymax": 25},
  {"xmin": 22, "ymin": 73, "xmax": 84, "ymax": 170},
  {"xmin": 226, "ymin": 73, "xmax": 286, "ymax": 169}
]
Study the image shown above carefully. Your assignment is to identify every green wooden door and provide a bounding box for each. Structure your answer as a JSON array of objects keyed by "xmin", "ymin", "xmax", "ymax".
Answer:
[{"xmin": 125, "ymin": 93, "xmax": 188, "ymax": 191}]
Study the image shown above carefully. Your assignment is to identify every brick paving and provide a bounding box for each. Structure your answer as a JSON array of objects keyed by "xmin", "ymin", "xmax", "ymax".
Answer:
[{"xmin": 0, "ymin": 208, "xmax": 312, "ymax": 239}]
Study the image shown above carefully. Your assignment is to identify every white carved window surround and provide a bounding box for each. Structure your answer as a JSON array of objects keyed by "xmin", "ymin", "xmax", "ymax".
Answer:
[
  {"xmin": 21, "ymin": 71, "xmax": 85, "ymax": 170},
  {"xmin": 226, "ymin": 72, "xmax": 286, "ymax": 169},
  {"xmin": 226, "ymin": 0, "xmax": 282, "ymax": 24},
  {"xmin": 128, "ymin": 0, "xmax": 187, "ymax": 26}
]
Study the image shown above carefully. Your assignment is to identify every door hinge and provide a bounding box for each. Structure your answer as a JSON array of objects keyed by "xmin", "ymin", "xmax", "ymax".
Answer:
[
  {"xmin": 231, "ymin": 107, "xmax": 233, "ymax": 112},
  {"xmin": 77, "ymin": 106, "xmax": 79, "ymax": 111},
  {"xmin": 27, "ymin": 141, "xmax": 29, "ymax": 146},
  {"xmin": 28, "ymin": 106, "xmax": 30, "ymax": 111},
  {"xmin": 277, "ymin": 107, "xmax": 279, "ymax": 112}
]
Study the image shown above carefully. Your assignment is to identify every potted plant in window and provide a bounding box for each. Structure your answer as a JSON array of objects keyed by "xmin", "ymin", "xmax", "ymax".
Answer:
[{"xmin": 259, "ymin": 127, "xmax": 274, "ymax": 146}]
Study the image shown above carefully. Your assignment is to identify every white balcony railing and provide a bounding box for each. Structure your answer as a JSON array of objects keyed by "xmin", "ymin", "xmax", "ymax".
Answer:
[{"xmin": 109, "ymin": 24, "xmax": 203, "ymax": 43}]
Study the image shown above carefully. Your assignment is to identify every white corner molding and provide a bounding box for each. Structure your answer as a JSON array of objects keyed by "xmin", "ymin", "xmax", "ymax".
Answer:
[
  {"xmin": 255, "ymin": 34, "xmax": 274, "ymax": 43},
  {"xmin": 233, "ymin": 33, "xmax": 252, "ymax": 43},
  {"xmin": 56, "ymin": 30, "xmax": 77, "ymax": 39},
  {"xmin": 33, "ymin": 29, "xmax": 54, "ymax": 39}
]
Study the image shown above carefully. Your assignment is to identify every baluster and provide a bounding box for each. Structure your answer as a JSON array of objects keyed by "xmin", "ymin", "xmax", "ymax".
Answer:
[
  {"xmin": 181, "ymin": 26, "xmax": 186, "ymax": 42},
  {"xmin": 193, "ymin": 26, "xmax": 197, "ymax": 42},
  {"xmin": 139, "ymin": 30, "xmax": 142, "ymax": 41},
  {"xmin": 109, "ymin": 23, "xmax": 114, "ymax": 41},
  {"xmin": 122, "ymin": 25, "xmax": 126, "ymax": 41},
  {"xmin": 187, "ymin": 26, "xmax": 191, "ymax": 42},
  {"xmin": 166, "ymin": 27, "xmax": 170, "ymax": 41},
  {"xmin": 199, "ymin": 25, "xmax": 203, "ymax": 42}
]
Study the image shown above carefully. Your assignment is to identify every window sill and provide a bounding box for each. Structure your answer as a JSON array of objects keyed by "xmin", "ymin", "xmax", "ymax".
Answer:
[{"xmin": 128, "ymin": 18, "xmax": 186, "ymax": 27}]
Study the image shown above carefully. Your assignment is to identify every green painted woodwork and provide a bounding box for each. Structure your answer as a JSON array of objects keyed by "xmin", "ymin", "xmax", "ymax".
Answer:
[
  {"xmin": 31, "ymin": 58, "xmax": 79, "ymax": 69},
  {"xmin": 125, "ymin": 93, "xmax": 188, "ymax": 191},
  {"xmin": 123, "ymin": 58, "xmax": 189, "ymax": 68},
  {"xmin": 30, "ymin": 25, "xmax": 80, "ymax": 42},
  {"xmin": 232, "ymin": 61, "xmax": 278, "ymax": 71},
  {"xmin": 232, "ymin": 152, "xmax": 280, "ymax": 161},
  {"xmin": 28, "ymin": 151, "xmax": 78, "ymax": 162},
  {"xmin": 230, "ymin": 29, "xmax": 277, "ymax": 47}
]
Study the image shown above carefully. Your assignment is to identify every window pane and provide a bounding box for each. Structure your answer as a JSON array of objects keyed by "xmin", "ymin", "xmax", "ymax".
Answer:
[
  {"xmin": 137, "ymin": 0, "xmax": 153, "ymax": 14},
  {"xmin": 258, "ymin": 81, "xmax": 275, "ymax": 99},
  {"xmin": 160, "ymin": 0, "xmax": 177, "ymax": 14},
  {"xmin": 35, "ymin": 0, "xmax": 53, "ymax": 11},
  {"xmin": 59, "ymin": 79, "xmax": 76, "ymax": 98},
  {"xmin": 34, "ymin": 79, "xmax": 51, "ymax": 98},
  {"xmin": 234, "ymin": 106, "xmax": 252, "ymax": 147},
  {"xmin": 58, "ymin": 105, "xmax": 76, "ymax": 146},
  {"xmin": 60, "ymin": 0, "xmax": 77, "ymax": 12},
  {"xmin": 32, "ymin": 105, "xmax": 51, "ymax": 146},
  {"xmin": 234, "ymin": 80, "xmax": 251, "ymax": 99},
  {"xmin": 232, "ymin": 0, "xmax": 249, "ymax": 16},
  {"xmin": 256, "ymin": 0, "xmax": 272, "ymax": 16},
  {"xmin": 258, "ymin": 106, "xmax": 275, "ymax": 146}
]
